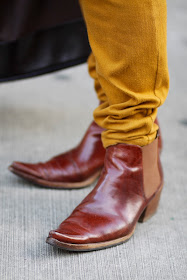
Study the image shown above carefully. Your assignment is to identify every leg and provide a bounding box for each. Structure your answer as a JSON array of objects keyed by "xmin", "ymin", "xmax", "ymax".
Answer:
[
  {"xmin": 87, "ymin": 52, "xmax": 107, "ymax": 103},
  {"xmin": 81, "ymin": 0, "xmax": 169, "ymax": 147},
  {"xmin": 47, "ymin": 0, "xmax": 169, "ymax": 251},
  {"xmin": 9, "ymin": 0, "xmax": 166, "ymax": 186}
]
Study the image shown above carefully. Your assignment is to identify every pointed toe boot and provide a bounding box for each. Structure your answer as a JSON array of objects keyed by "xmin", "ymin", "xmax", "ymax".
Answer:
[
  {"xmin": 9, "ymin": 118, "xmax": 162, "ymax": 189},
  {"xmin": 46, "ymin": 137, "xmax": 163, "ymax": 251},
  {"xmin": 9, "ymin": 121, "xmax": 105, "ymax": 188}
]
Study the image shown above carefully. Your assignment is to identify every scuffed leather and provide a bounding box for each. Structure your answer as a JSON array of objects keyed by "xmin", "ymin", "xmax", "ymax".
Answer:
[{"xmin": 49, "ymin": 138, "xmax": 163, "ymax": 244}]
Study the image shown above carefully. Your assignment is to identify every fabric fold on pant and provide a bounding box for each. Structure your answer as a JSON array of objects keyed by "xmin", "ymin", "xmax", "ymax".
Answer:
[{"xmin": 80, "ymin": 0, "xmax": 169, "ymax": 147}]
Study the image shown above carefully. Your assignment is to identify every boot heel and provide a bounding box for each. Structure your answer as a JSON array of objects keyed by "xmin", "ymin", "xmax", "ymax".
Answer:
[{"xmin": 139, "ymin": 186, "xmax": 163, "ymax": 223}]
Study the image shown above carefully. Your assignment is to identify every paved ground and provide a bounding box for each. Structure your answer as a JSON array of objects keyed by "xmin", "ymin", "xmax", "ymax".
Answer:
[{"xmin": 0, "ymin": 1, "xmax": 187, "ymax": 279}]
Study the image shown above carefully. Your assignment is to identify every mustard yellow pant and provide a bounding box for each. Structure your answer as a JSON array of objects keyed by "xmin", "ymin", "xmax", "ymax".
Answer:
[{"xmin": 79, "ymin": 0, "xmax": 169, "ymax": 148}]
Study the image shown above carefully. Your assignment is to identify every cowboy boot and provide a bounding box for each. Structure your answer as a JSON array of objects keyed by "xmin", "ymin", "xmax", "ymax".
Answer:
[
  {"xmin": 9, "ymin": 119, "xmax": 162, "ymax": 189},
  {"xmin": 46, "ymin": 137, "xmax": 163, "ymax": 251},
  {"xmin": 9, "ymin": 121, "xmax": 105, "ymax": 188}
]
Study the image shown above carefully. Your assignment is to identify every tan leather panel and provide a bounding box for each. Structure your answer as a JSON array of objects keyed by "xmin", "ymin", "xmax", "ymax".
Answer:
[{"xmin": 142, "ymin": 138, "xmax": 161, "ymax": 199}]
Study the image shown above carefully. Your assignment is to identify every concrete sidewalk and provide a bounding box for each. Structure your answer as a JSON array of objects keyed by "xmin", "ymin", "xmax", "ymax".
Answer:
[{"xmin": 0, "ymin": 1, "xmax": 186, "ymax": 279}]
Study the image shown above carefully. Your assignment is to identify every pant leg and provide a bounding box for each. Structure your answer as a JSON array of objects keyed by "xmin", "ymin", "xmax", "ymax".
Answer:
[
  {"xmin": 80, "ymin": 0, "xmax": 169, "ymax": 148},
  {"xmin": 87, "ymin": 52, "xmax": 107, "ymax": 103}
]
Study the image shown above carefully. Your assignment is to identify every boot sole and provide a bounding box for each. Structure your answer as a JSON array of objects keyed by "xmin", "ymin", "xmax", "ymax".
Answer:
[
  {"xmin": 8, "ymin": 166, "xmax": 102, "ymax": 189},
  {"xmin": 46, "ymin": 184, "xmax": 163, "ymax": 251},
  {"xmin": 46, "ymin": 228, "xmax": 135, "ymax": 252}
]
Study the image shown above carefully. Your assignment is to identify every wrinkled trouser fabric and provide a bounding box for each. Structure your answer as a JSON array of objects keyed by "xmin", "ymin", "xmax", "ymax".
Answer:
[{"xmin": 79, "ymin": 0, "xmax": 169, "ymax": 148}]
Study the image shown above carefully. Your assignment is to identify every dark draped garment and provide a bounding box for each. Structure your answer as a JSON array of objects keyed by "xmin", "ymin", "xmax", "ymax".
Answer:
[{"xmin": 0, "ymin": 0, "xmax": 90, "ymax": 82}]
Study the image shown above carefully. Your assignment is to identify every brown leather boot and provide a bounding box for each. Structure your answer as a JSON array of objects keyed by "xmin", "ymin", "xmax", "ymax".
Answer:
[
  {"xmin": 9, "ymin": 119, "xmax": 162, "ymax": 189},
  {"xmin": 46, "ymin": 138, "xmax": 163, "ymax": 251},
  {"xmin": 9, "ymin": 121, "xmax": 105, "ymax": 188}
]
